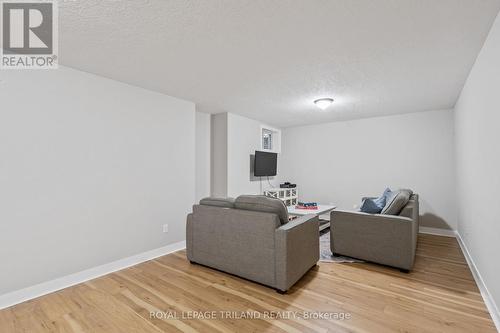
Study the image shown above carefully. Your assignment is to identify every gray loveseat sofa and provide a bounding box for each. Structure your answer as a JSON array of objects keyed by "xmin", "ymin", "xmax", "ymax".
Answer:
[
  {"xmin": 330, "ymin": 193, "xmax": 419, "ymax": 271},
  {"xmin": 186, "ymin": 195, "xmax": 319, "ymax": 292}
]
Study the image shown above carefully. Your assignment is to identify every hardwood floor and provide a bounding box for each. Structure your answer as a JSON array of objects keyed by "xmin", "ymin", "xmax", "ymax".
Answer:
[{"xmin": 0, "ymin": 234, "xmax": 496, "ymax": 332}]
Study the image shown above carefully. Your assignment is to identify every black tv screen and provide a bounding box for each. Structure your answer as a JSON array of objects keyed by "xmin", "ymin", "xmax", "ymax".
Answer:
[{"xmin": 254, "ymin": 151, "xmax": 277, "ymax": 177}]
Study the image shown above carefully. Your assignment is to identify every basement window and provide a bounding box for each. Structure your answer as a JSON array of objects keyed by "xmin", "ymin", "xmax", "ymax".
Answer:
[
  {"xmin": 261, "ymin": 126, "xmax": 281, "ymax": 152},
  {"xmin": 262, "ymin": 129, "xmax": 273, "ymax": 150}
]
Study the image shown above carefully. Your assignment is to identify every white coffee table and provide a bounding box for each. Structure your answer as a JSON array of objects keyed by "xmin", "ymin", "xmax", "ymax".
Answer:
[{"xmin": 287, "ymin": 204, "xmax": 336, "ymax": 231}]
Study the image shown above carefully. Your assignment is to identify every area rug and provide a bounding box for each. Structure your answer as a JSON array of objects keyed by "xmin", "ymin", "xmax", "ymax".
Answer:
[{"xmin": 319, "ymin": 230, "xmax": 364, "ymax": 263}]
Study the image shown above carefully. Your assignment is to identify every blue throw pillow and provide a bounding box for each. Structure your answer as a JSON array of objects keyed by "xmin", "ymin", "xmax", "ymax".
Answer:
[
  {"xmin": 381, "ymin": 188, "xmax": 392, "ymax": 202},
  {"xmin": 360, "ymin": 198, "xmax": 385, "ymax": 213},
  {"xmin": 360, "ymin": 188, "xmax": 391, "ymax": 214}
]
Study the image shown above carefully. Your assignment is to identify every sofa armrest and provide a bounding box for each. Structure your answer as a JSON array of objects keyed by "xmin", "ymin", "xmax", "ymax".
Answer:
[
  {"xmin": 186, "ymin": 213, "xmax": 194, "ymax": 262},
  {"xmin": 330, "ymin": 210, "xmax": 417, "ymax": 270},
  {"xmin": 275, "ymin": 215, "xmax": 319, "ymax": 291}
]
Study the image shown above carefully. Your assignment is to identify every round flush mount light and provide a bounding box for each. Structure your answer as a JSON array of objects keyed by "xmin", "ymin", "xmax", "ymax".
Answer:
[{"xmin": 314, "ymin": 98, "xmax": 334, "ymax": 110}]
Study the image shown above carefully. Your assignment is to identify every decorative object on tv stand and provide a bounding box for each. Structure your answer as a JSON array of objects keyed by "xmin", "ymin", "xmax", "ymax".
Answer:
[
  {"xmin": 264, "ymin": 187, "xmax": 298, "ymax": 207},
  {"xmin": 280, "ymin": 182, "xmax": 296, "ymax": 188}
]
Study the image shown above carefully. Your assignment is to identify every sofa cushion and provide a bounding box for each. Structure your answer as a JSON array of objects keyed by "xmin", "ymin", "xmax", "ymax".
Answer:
[
  {"xmin": 234, "ymin": 195, "xmax": 288, "ymax": 224},
  {"xmin": 360, "ymin": 197, "xmax": 385, "ymax": 214},
  {"xmin": 199, "ymin": 197, "xmax": 235, "ymax": 208},
  {"xmin": 360, "ymin": 188, "xmax": 391, "ymax": 214},
  {"xmin": 381, "ymin": 189, "xmax": 413, "ymax": 215},
  {"xmin": 381, "ymin": 187, "xmax": 393, "ymax": 202}
]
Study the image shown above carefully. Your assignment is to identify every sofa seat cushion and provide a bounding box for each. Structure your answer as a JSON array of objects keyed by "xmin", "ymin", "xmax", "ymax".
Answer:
[
  {"xmin": 234, "ymin": 195, "xmax": 288, "ymax": 225},
  {"xmin": 199, "ymin": 197, "xmax": 235, "ymax": 208},
  {"xmin": 381, "ymin": 189, "xmax": 413, "ymax": 215}
]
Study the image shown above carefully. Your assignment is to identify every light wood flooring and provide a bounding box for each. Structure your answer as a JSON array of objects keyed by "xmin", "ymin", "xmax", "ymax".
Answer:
[{"xmin": 0, "ymin": 234, "xmax": 496, "ymax": 332}]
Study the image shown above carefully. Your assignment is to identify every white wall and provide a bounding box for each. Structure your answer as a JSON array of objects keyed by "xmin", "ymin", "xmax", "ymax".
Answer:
[
  {"xmin": 0, "ymin": 67, "xmax": 195, "ymax": 295},
  {"xmin": 226, "ymin": 113, "xmax": 280, "ymax": 197},
  {"xmin": 210, "ymin": 113, "xmax": 228, "ymax": 197},
  {"xmin": 454, "ymin": 12, "xmax": 500, "ymax": 319},
  {"xmin": 280, "ymin": 109, "xmax": 456, "ymax": 229},
  {"xmin": 195, "ymin": 111, "xmax": 211, "ymax": 201},
  {"xmin": 210, "ymin": 112, "xmax": 281, "ymax": 198}
]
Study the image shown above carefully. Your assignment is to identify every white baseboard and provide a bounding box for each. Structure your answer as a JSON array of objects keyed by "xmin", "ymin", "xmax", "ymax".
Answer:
[
  {"xmin": 0, "ymin": 240, "xmax": 186, "ymax": 310},
  {"xmin": 455, "ymin": 232, "xmax": 500, "ymax": 331},
  {"xmin": 418, "ymin": 226, "xmax": 456, "ymax": 237}
]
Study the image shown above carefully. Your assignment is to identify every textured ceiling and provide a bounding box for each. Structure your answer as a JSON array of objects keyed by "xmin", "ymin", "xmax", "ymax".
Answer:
[{"xmin": 58, "ymin": 0, "xmax": 500, "ymax": 127}]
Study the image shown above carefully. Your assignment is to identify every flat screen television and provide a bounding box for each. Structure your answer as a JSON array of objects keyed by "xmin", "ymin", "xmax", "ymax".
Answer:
[{"xmin": 254, "ymin": 151, "xmax": 277, "ymax": 177}]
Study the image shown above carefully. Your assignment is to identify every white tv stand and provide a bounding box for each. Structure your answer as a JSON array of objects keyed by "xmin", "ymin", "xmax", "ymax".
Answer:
[{"xmin": 263, "ymin": 187, "xmax": 298, "ymax": 207}]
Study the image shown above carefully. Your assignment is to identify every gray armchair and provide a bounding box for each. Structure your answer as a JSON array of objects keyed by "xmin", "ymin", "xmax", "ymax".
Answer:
[
  {"xmin": 330, "ymin": 194, "xmax": 419, "ymax": 271},
  {"xmin": 187, "ymin": 196, "xmax": 319, "ymax": 292}
]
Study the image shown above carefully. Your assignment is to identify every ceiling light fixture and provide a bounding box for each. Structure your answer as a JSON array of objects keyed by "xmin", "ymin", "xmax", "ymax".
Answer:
[{"xmin": 314, "ymin": 98, "xmax": 334, "ymax": 110}]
